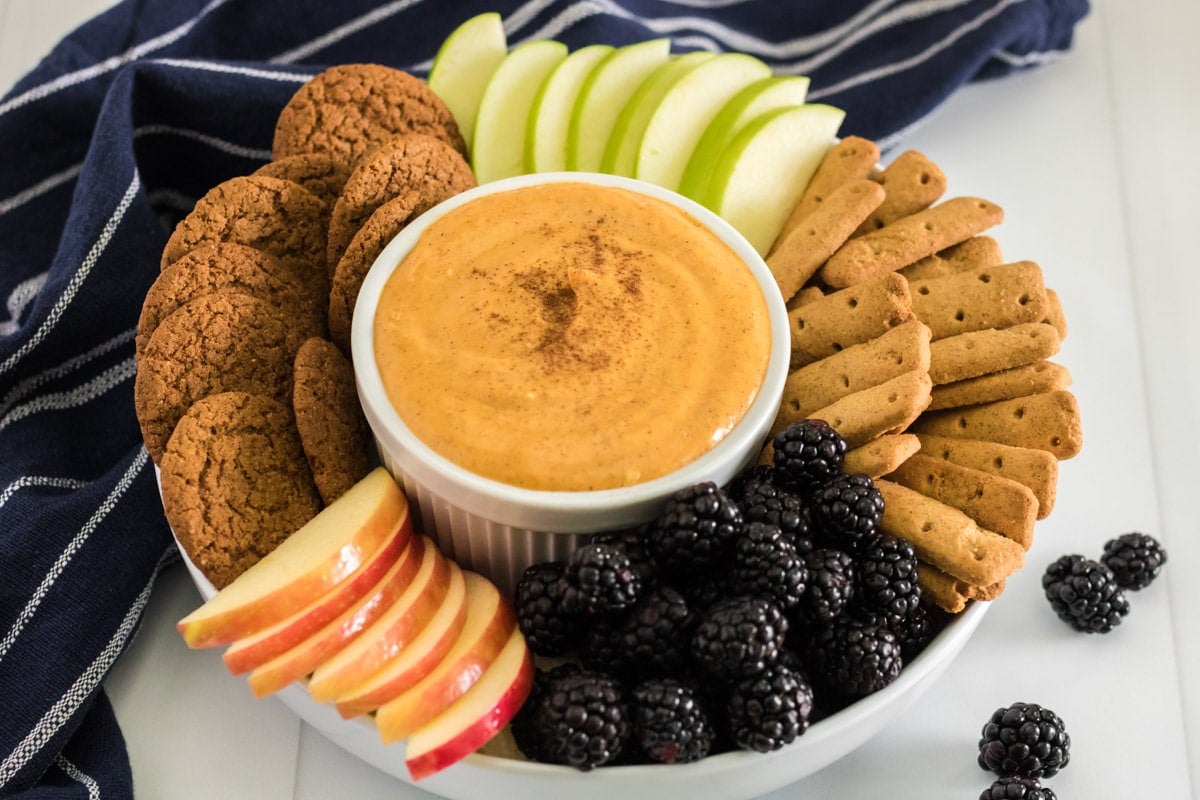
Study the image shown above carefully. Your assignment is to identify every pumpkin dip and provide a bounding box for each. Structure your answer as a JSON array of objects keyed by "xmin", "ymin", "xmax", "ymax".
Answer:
[{"xmin": 373, "ymin": 181, "xmax": 771, "ymax": 491}]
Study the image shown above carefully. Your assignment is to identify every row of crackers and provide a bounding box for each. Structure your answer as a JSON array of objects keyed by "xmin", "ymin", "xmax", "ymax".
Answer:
[
  {"xmin": 133, "ymin": 65, "xmax": 472, "ymax": 589},
  {"xmin": 759, "ymin": 136, "xmax": 1081, "ymax": 614}
]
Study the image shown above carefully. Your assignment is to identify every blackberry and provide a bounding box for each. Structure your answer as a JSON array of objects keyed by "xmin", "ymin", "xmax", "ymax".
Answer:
[
  {"xmin": 1042, "ymin": 554, "xmax": 1130, "ymax": 633},
  {"xmin": 590, "ymin": 586, "xmax": 696, "ymax": 678},
  {"xmin": 727, "ymin": 664, "xmax": 814, "ymax": 752},
  {"xmin": 677, "ymin": 569, "xmax": 727, "ymax": 613},
  {"xmin": 772, "ymin": 419, "xmax": 847, "ymax": 493},
  {"xmin": 580, "ymin": 615, "xmax": 626, "ymax": 675},
  {"xmin": 588, "ymin": 527, "xmax": 658, "ymax": 590},
  {"xmin": 724, "ymin": 463, "xmax": 777, "ymax": 501},
  {"xmin": 805, "ymin": 618, "xmax": 901, "ymax": 698},
  {"xmin": 647, "ymin": 482, "xmax": 743, "ymax": 575},
  {"xmin": 691, "ymin": 596, "xmax": 788, "ymax": 681},
  {"xmin": 532, "ymin": 670, "xmax": 631, "ymax": 770},
  {"xmin": 980, "ymin": 777, "xmax": 1058, "ymax": 800},
  {"xmin": 511, "ymin": 664, "xmax": 582, "ymax": 761},
  {"xmin": 730, "ymin": 522, "xmax": 808, "ymax": 610},
  {"xmin": 561, "ymin": 542, "xmax": 642, "ymax": 614},
  {"xmin": 856, "ymin": 533, "xmax": 921, "ymax": 623},
  {"xmin": 631, "ymin": 678, "xmax": 715, "ymax": 764},
  {"xmin": 1101, "ymin": 531, "xmax": 1167, "ymax": 590},
  {"xmin": 978, "ymin": 702, "xmax": 1070, "ymax": 779},
  {"xmin": 795, "ymin": 548, "xmax": 855, "ymax": 624},
  {"xmin": 729, "ymin": 468, "xmax": 815, "ymax": 555},
  {"xmin": 810, "ymin": 473, "xmax": 884, "ymax": 553},
  {"xmin": 514, "ymin": 562, "xmax": 577, "ymax": 656}
]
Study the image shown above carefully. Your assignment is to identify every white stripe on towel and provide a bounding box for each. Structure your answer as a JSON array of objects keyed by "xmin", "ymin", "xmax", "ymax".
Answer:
[
  {"xmin": 0, "ymin": 328, "xmax": 135, "ymax": 418},
  {"xmin": 0, "ymin": 356, "xmax": 137, "ymax": 433},
  {"xmin": 54, "ymin": 755, "xmax": 101, "ymax": 800}
]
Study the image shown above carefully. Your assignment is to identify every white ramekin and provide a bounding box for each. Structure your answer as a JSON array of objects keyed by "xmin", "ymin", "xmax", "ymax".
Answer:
[{"xmin": 351, "ymin": 172, "xmax": 791, "ymax": 594}]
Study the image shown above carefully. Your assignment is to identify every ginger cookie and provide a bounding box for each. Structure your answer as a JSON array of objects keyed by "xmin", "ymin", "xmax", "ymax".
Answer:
[
  {"xmin": 327, "ymin": 188, "xmax": 451, "ymax": 353},
  {"xmin": 134, "ymin": 292, "xmax": 307, "ymax": 463},
  {"xmin": 326, "ymin": 133, "xmax": 475, "ymax": 273},
  {"xmin": 161, "ymin": 391, "xmax": 321, "ymax": 589},
  {"xmin": 272, "ymin": 64, "xmax": 467, "ymax": 165},
  {"xmin": 137, "ymin": 242, "xmax": 325, "ymax": 359},
  {"xmin": 254, "ymin": 152, "xmax": 353, "ymax": 217},
  {"xmin": 293, "ymin": 338, "xmax": 374, "ymax": 505},
  {"xmin": 160, "ymin": 175, "xmax": 329, "ymax": 301}
]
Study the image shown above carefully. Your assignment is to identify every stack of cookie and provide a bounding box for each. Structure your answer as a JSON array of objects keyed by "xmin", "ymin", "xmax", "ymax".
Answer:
[
  {"xmin": 134, "ymin": 64, "xmax": 475, "ymax": 589},
  {"xmin": 762, "ymin": 137, "xmax": 1081, "ymax": 612}
]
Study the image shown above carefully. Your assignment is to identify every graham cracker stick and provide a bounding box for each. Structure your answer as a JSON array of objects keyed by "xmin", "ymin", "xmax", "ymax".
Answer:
[
  {"xmin": 767, "ymin": 180, "xmax": 884, "ymax": 302},
  {"xmin": 928, "ymin": 322, "xmax": 1061, "ymax": 385},
  {"xmin": 843, "ymin": 434, "xmax": 921, "ymax": 478},
  {"xmin": 886, "ymin": 454, "xmax": 1038, "ymax": 549},
  {"xmin": 910, "ymin": 261, "xmax": 1048, "ymax": 341},
  {"xmin": 918, "ymin": 561, "xmax": 1006, "ymax": 613},
  {"xmin": 875, "ymin": 479, "xmax": 1025, "ymax": 586},
  {"xmin": 941, "ymin": 235, "xmax": 1003, "ymax": 271},
  {"xmin": 854, "ymin": 149, "xmax": 948, "ymax": 236},
  {"xmin": 820, "ymin": 197, "xmax": 1004, "ymax": 289},
  {"xmin": 911, "ymin": 389, "xmax": 1082, "ymax": 460},
  {"xmin": 915, "ymin": 434, "xmax": 1059, "ymax": 519},
  {"xmin": 789, "ymin": 272, "xmax": 914, "ymax": 369},
  {"xmin": 928, "ymin": 361, "xmax": 1072, "ymax": 411},
  {"xmin": 780, "ymin": 320, "xmax": 931, "ymax": 421},
  {"xmin": 773, "ymin": 136, "xmax": 880, "ymax": 250},
  {"xmin": 1043, "ymin": 288, "xmax": 1068, "ymax": 340},
  {"xmin": 777, "ymin": 369, "xmax": 932, "ymax": 446},
  {"xmin": 786, "ymin": 285, "xmax": 825, "ymax": 312}
]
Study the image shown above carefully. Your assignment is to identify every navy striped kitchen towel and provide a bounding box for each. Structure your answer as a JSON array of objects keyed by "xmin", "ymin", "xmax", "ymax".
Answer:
[{"xmin": 0, "ymin": 0, "xmax": 1088, "ymax": 795}]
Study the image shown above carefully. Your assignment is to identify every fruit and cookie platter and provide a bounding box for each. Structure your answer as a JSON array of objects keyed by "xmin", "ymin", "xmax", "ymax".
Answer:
[{"xmin": 134, "ymin": 10, "xmax": 1102, "ymax": 794}]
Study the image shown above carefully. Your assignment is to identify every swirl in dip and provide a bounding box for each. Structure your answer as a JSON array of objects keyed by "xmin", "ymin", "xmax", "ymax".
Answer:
[{"xmin": 373, "ymin": 181, "xmax": 771, "ymax": 492}]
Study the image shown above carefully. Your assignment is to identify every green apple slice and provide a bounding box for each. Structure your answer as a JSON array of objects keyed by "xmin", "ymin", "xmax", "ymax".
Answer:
[
  {"xmin": 472, "ymin": 40, "xmax": 568, "ymax": 184},
  {"xmin": 525, "ymin": 44, "xmax": 613, "ymax": 173},
  {"xmin": 677, "ymin": 75, "xmax": 811, "ymax": 202},
  {"xmin": 633, "ymin": 52, "xmax": 772, "ymax": 192},
  {"xmin": 599, "ymin": 51, "xmax": 715, "ymax": 177},
  {"xmin": 566, "ymin": 39, "xmax": 671, "ymax": 172},
  {"xmin": 427, "ymin": 12, "xmax": 509, "ymax": 153},
  {"xmin": 704, "ymin": 103, "xmax": 846, "ymax": 255}
]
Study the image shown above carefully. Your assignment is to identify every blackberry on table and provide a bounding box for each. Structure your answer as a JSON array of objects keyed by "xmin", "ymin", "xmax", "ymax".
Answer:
[
  {"xmin": 795, "ymin": 547, "xmax": 855, "ymax": 624},
  {"xmin": 978, "ymin": 702, "xmax": 1070, "ymax": 779},
  {"xmin": 810, "ymin": 473, "xmax": 884, "ymax": 553},
  {"xmin": 588, "ymin": 527, "xmax": 658, "ymax": 590},
  {"xmin": 531, "ymin": 669, "xmax": 631, "ymax": 770},
  {"xmin": 856, "ymin": 533, "xmax": 922, "ymax": 624},
  {"xmin": 1042, "ymin": 554, "xmax": 1130, "ymax": 633},
  {"xmin": 805, "ymin": 617, "xmax": 902, "ymax": 699},
  {"xmin": 691, "ymin": 596, "xmax": 788, "ymax": 681},
  {"xmin": 561, "ymin": 542, "xmax": 642, "ymax": 614},
  {"xmin": 980, "ymin": 777, "xmax": 1058, "ymax": 800},
  {"xmin": 727, "ymin": 664, "xmax": 814, "ymax": 752},
  {"xmin": 772, "ymin": 419, "xmax": 847, "ymax": 493},
  {"xmin": 647, "ymin": 482, "xmax": 743, "ymax": 575},
  {"xmin": 1101, "ymin": 531, "xmax": 1167, "ymax": 590},
  {"xmin": 514, "ymin": 562, "xmax": 578, "ymax": 657},
  {"xmin": 730, "ymin": 522, "xmax": 808, "ymax": 610},
  {"xmin": 631, "ymin": 678, "xmax": 715, "ymax": 764},
  {"xmin": 729, "ymin": 468, "xmax": 814, "ymax": 555}
]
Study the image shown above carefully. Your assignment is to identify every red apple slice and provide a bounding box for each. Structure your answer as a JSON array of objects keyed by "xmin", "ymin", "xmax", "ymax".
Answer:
[
  {"xmin": 403, "ymin": 626, "xmax": 534, "ymax": 781},
  {"xmin": 362, "ymin": 571, "xmax": 515, "ymax": 734},
  {"xmin": 309, "ymin": 559, "xmax": 466, "ymax": 706},
  {"xmin": 327, "ymin": 562, "xmax": 472, "ymax": 716},
  {"xmin": 224, "ymin": 519, "xmax": 416, "ymax": 676},
  {"xmin": 249, "ymin": 535, "xmax": 445, "ymax": 699},
  {"xmin": 177, "ymin": 468, "xmax": 409, "ymax": 648}
]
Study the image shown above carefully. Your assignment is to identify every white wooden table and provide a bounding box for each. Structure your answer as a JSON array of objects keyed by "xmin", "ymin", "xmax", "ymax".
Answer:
[{"xmin": 2, "ymin": 1, "xmax": 1197, "ymax": 797}]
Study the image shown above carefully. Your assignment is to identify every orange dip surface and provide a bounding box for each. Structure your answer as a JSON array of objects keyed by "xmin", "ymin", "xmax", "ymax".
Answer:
[{"xmin": 373, "ymin": 181, "xmax": 771, "ymax": 491}]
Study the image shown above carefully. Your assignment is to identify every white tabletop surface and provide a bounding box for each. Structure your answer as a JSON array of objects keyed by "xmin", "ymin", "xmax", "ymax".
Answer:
[{"xmin": 2, "ymin": 1, "xmax": 1197, "ymax": 797}]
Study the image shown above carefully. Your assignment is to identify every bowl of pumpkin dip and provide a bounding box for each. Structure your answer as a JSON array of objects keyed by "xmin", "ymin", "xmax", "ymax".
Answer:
[{"xmin": 351, "ymin": 172, "xmax": 790, "ymax": 593}]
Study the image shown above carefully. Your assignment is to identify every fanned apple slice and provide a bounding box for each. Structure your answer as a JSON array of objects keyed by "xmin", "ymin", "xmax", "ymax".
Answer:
[
  {"xmin": 245, "ymin": 536, "xmax": 437, "ymax": 698},
  {"xmin": 526, "ymin": 44, "xmax": 613, "ymax": 173},
  {"xmin": 176, "ymin": 468, "xmax": 409, "ymax": 648},
  {"xmin": 403, "ymin": 626, "xmax": 534, "ymax": 781},
  {"xmin": 221, "ymin": 512, "xmax": 414, "ymax": 675},
  {"xmin": 374, "ymin": 573, "xmax": 516, "ymax": 741},
  {"xmin": 427, "ymin": 12, "xmax": 508, "ymax": 150},
  {"xmin": 332, "ymin": 564, "xmax": 475, "ymax": 717}
]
